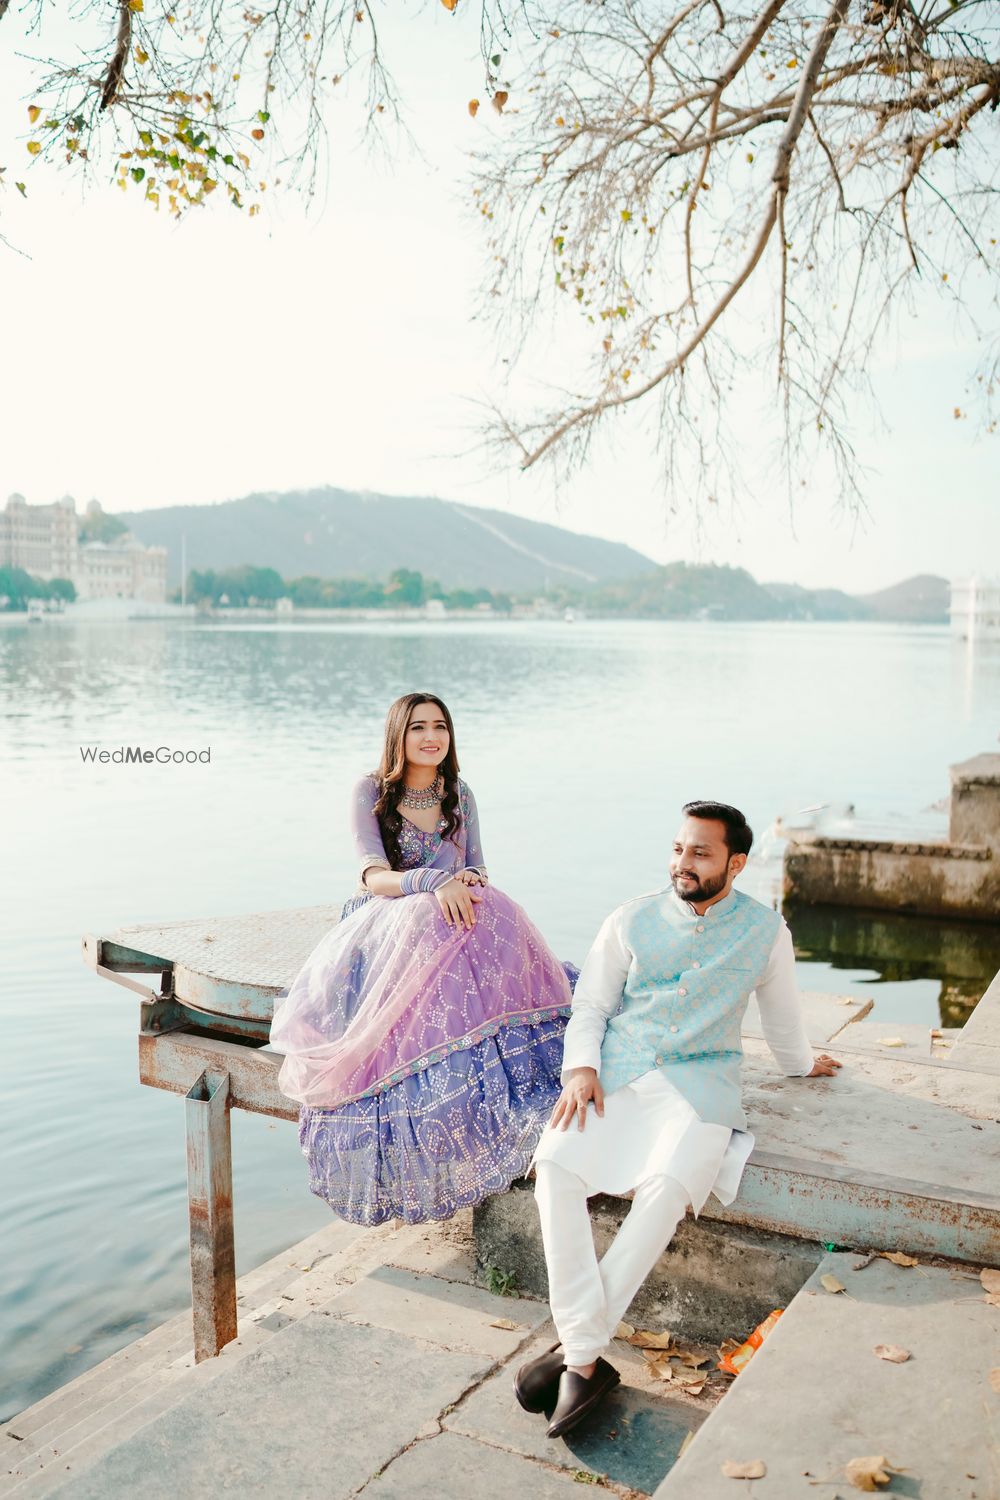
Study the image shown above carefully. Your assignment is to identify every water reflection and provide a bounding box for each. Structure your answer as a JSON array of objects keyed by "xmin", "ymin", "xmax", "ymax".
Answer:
[{"xmin": 784, "ymin": 902, "xmax": 1000, "ymax": 1025}]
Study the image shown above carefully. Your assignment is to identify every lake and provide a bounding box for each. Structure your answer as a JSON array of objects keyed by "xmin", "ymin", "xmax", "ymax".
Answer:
[{"xmin": 3, "ymin": 616, "xmax": 999, "ymax": 1419}]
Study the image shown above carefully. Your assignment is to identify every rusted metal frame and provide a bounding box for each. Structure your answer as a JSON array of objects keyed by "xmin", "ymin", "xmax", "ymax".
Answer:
[
  {"xmin": 139, "ymin": 1030, "xmax": 296, "ymax": 1120},
  {"xmin": 185, "ymin": 1068, "xmax": 238, "ymax": 1361}
]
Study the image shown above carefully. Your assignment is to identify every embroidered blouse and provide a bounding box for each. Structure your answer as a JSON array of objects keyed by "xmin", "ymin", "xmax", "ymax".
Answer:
[{"xmin": 349, "ymin": 773, "xmax": 488, "ymax": 893}]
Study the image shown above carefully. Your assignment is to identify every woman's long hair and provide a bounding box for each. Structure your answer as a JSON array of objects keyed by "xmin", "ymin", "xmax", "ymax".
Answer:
[{"xmin": 372, "ymin": 693, "xmax": 462, "ymax": 870}]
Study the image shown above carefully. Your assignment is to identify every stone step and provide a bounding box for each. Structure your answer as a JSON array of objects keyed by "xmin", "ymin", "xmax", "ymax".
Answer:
[
  {"xmin": 652, "ymin": 1251, "xmax": 999, "ymax": 1498},
  {"xmin": 1, "ymin": 1219, "xmax": 402, "ymax": 1496}
]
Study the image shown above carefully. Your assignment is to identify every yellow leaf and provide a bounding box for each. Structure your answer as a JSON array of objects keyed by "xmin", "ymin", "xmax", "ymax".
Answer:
[
  {"xmin": 988, "ymin": 1368, "xmax": 1000, "ymax": 1394},
  {"xmin": 845, "ymin": 1455, "xmax": 902, "ymax": 1491},
  {"xmin": 820, "ymin": 1274, "xmax": 846, "ymax": 1294},
  {"xmin": 440, "ymin": 0, "xmax": 458, "ymax": 8},
  {"xmin": 135, "ymin": 48, "xmax": 149, "ymax": 63},
  {"xmin": 873, "ymin": 1344, "xmax": 910, "ymax": 1363},
  {"xmin": 26, "ymin": 141, "xmax": 42, "ymax": 155},
  {"xmin": 27, "ymin": 104, "xmax": 41, "ymax": 123},
  {"xmin": 129, "ymin": 0, "xmax": 144, "ymax": 11},
  {"xmin": 627, "ymin": 1329, "xmax": 673, "ymax": 1350},
  {"xmin": 468, "ymin": 99, "xmax": 479, "ymax": 118},
  {"xmin": 613, "ymin": 1321, "xmax": 634, "ymax": 1339},
  {"xmin": 492, "ymin": 90, "xmax": 508, "ymax": 114},
  {"xmin": 721, "ymin": 1459, "xmax": 766, "ymax": 1479},
  {"xmin": 488, "ymin": 1317, "xmax": 521, "ymax": 1330},
  {"xmin": 879, "ymin": 1251, "xmax": 918, "ymax": 1267},
  {"xmin": 621, "ymin": 209, "xmax": 632, "ymax": 222},
  {"xmin": 787, "ymin": 57, "xmax": 798, "ymax": 67},
  {"xmin": 555, "ymin": 115, "xmax": 565, "ymax": 127},
  {"xmin": 877, "ymin": 1037, "xmax": 905, "ymax": 1047},
  {"xmin": 980, "ymin": 1268, "xmax": 1000, "ymax": 1294}
]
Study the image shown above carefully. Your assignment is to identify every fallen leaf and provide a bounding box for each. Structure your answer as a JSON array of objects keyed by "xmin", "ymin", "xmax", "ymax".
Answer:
[
  {"xmin": 628, "ymin": 1329, "xmax": 674, "ymax": 1350},
  {"xmin": 980, "ymin": 1268, "xmax": 1000, "ymax": 1294},
  {"xmin": 488, "ymin": 1317, "xmax": 520, "ymax": 1330},
  {"xmin": 877, "ymin": 1037, "xmax": 906, "ymax": 1047},
  {"xmin": 873, "ymin": 1344, "xmax": 910, "ymax": 1363},
  {"xmin": 988, "ymin": 1368, "xmax": 1000, "ymax": 1394},
  {"xmin": 986, "ymin": 1292, "xmax": 1000, "ymax": 1308},
  {"xmin": 721, "ymin": 1459, "xmax": 766, "ymax": 1479},
  {"xmin": 820, "ymin": 1274, "xmax": 846, "ymax": 1294},
  {"xmin": 835, "ymin": 996, "xmax": 857, "ymax": 1005},
  {"xmin": 467, "ymin": 99, "xmax": 479, "ymax": 117},
  {"xmin": 845, "ymin": 1454, "xmax": 902, "ymax": 1491},
  {"xmin": 671, "ymin": 1344, "xmax": 712, "ymax": 1368},
  {"xmin": 852, "ymin": 1253, "xmax": 877, "ymax": 1271},
  {"xmin": 879, "ymin": 1251, "xmax": 918, "ymax": 1268},
  {"xmin": 613, "ymin": 1321, "xmax": 635, "ymax": 1339},
  {"xmin": 678, "ymin": 1430, "xmax": 696, "ymax": 1459},
  {"xmin": 492, "ymin": 90, "xmax": 509, "ymax": 114}
]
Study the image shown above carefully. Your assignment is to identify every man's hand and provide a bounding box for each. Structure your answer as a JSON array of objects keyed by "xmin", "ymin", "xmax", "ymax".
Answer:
[
  {"xmin": 806, "ymin": 1053, "xmax": 842, "ymax": 1077},
  {"xmin": 550, "ymin": 1067, "xmax": 605, "ymax": 1132}
]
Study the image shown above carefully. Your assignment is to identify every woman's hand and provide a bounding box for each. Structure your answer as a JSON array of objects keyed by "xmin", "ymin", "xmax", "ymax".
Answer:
[
  {"xmin": 456, "ymin": 869, "xmax": 487, "ymax": 887},
  {"xmin": 435, "ymin": 877, "xmax": 484, "ymax": 930},
  {"xmin": 549, "ymin": 1068, "xmax": 605, "ymax": 1132}
]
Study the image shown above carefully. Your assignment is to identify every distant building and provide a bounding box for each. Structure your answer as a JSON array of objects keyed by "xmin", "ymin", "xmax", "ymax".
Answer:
[
  {"xmin": 0, "ymin": 494, "xmax": 78, "ymax": 579},
  {"xmin": 0, "ymin": 493, "xmax": 167, "ymax": 604},
  {"xmin": 75, "ymin": 538, "xmax": 168, "ymax": 603},
  {"xmin": 950, "ymin": 577, "xmax": 1000, "ymax": 642}
]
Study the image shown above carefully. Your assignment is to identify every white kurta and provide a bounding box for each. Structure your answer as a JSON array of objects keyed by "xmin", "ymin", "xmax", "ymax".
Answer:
[{"xmin": 531, "ymin": 898, "xmax": 814, "ymax": 1215}]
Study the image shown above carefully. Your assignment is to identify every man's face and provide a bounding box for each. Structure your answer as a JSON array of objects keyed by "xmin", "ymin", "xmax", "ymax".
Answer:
[{"xmin": 669, "ymin": 817, "xmax": 741, "ymax": 903}]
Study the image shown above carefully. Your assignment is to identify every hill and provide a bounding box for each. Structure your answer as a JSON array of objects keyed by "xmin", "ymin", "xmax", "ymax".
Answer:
[
  {"xmin": 563, "ymin": 565, "xmax": 949, "ymax": 622},
  {"xmin": 855, "ymin": 574, "xmax": 950, "ymax": 623},
  {"xmin": 118, "ymin": 487, "xmax": 656, "ymax": 593}
]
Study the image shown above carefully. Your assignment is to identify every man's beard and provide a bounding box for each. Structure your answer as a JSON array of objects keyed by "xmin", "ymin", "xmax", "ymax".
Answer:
[{"xmin": 671, "ymin": 868, "xmax": 729, "ymax": 903}]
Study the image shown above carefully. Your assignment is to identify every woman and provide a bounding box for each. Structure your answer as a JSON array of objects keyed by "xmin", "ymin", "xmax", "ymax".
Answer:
[{"xmin": 270, "ymin": 692, "xmax": 575, "ymax": 1226}]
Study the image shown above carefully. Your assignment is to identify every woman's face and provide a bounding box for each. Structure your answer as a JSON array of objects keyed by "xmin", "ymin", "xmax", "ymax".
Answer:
[{"xmin": 404, "ymin": 702, "xmax": 450, "ymax": 771}]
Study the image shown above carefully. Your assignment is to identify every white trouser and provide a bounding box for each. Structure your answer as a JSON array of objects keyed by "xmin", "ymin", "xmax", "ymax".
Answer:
[{"xmin": 534, "ymin": 1160, "xmax": 690, "ymax": 1368}]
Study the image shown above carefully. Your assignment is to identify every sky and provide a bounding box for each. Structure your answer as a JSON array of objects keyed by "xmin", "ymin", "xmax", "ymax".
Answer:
[{"xmin": 0, "ymin": 2, "xmax": 996, "ymax": 592}]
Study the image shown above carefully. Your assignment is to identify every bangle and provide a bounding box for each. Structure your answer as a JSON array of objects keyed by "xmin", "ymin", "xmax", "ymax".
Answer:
[{"xmin": 400, "ymin": 868, "xmax": 452, "ymax": 894}]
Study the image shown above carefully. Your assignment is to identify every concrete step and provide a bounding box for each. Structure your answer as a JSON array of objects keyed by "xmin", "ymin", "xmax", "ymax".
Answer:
[
  {"xmin": 741, "ymin": 988, "xmax": 872, "ymax": 1047},
  {"xmin": 652, "ymin": 1250, "xmax": 999, "ymax": 1499},
  {"xmin": 0, "ymin": 1219, "xmax": 402, "ymax": 1496}
]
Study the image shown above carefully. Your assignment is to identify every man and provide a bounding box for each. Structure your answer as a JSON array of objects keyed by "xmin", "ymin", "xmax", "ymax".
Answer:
[{"xmin": 514, "ymin": 800, "xmax": 841, "ymax": 1439}]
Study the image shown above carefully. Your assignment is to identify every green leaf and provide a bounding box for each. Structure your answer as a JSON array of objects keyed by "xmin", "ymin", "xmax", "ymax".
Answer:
[
  {"xmin": 15, "ymin": 181, "xmax": 27, "ymax": 197},
  {"xmin": 130, "ymin": 166, "xmax": 145, "ymax": 182},
  {"xmin": 139, "ymin": 130, "xmax": 153, "ymax": 146},
  {"xmin": 257, "ymin": 109, "xmax": 270, "ymax": 123},
  {"xmin": 223, "ymin": 153, "xmax": 235, "ymax": 166},
  {"xmin": 490, "ymin": 53, "xmax": 500, "ymax": 65},
  {"xmin": 168, "ymin": 152, "xmax": 181, "ymax": 169}
]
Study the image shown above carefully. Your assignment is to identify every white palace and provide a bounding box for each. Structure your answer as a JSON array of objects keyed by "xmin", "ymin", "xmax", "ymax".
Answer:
[
  {"xmin": 950, "ymin": 576, "xmax": 1000, "ymax": 643},
  {"xmin": 0, "ymin": 495, "xmax": 167, "ymax": 604}
]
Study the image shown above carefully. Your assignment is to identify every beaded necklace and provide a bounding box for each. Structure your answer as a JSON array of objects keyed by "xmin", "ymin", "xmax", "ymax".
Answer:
[{"xmin": 398, "ymin": 774, "xmax": 444, "ymax": 811}]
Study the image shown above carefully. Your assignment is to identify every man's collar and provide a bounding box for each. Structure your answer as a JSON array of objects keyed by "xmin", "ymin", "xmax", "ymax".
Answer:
[{"xmin": 668, "ymin": 884, "xmax": 739, "ymax": 920}]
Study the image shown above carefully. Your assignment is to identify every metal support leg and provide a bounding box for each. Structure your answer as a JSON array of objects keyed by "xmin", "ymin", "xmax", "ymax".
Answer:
[{"xmin": 185, "ymin": 1068, "xmax": 237, "ymax": 1361}]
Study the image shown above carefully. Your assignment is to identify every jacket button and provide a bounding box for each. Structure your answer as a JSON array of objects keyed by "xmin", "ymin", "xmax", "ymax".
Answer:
[
  {"xmin": 655, "ymin": 1054, "xmax": 664, "ymax": 1065},
  {"xmin": 696, "ymin": 924, "xmax": 705, "ymax": 933},
  {"xmin": 692, "ymin": 960, "xmax": 701, "ymax": 968},
  {"xmin": 669, "ymin": 1025, "xmax": 679, "ymax": 1034},
  {"xmin": 678, "ymin": 987, "xmax": 687, "ymax": 996}
]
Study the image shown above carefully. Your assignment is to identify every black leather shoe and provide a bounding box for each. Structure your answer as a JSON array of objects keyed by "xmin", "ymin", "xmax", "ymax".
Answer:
[
  {"xmin": 513, "ymin": 1343, "xmax": 565, "ymax": 1413},
  {"xmin": 546, "ymin": 1357, "xmax": 621, "ymax": 1439}
]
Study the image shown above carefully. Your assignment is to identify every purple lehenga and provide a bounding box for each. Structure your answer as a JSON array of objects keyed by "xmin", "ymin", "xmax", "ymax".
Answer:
[{"xmin": 269, "ymin": 775, "xmax": 576, "ymax": 1225}]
